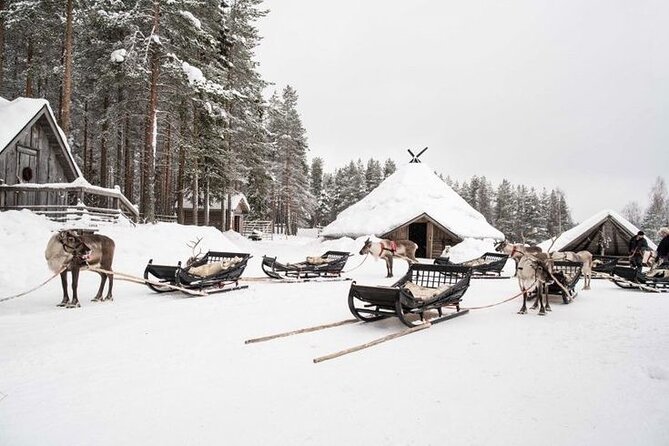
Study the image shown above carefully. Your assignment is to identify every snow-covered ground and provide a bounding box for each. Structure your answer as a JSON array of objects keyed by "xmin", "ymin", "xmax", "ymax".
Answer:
[{"xmin": 1, "ymin": 210, "xmax": 668, "ymax": 446}]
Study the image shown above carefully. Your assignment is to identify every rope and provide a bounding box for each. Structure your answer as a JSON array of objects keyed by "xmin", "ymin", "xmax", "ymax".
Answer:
[
  {"xmin": 0, "ymin": 267, "xmax": 66, "ymax": 303},
  {"xmin": 341, "ymin": 254, "xmax": 369, "ymax": 273},
  {"xmin": 460, "ymin": 279, "xmax": 537, "ymax": 310}
]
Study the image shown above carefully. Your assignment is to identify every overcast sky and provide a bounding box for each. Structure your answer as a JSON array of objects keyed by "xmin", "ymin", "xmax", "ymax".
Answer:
[{"xmin": 255, "ymin": 0, "xmax": 669, "ymax": 222}]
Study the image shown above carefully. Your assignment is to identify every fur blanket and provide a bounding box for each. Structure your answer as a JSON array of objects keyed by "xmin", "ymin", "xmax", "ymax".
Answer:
[
  {"xmin": 402, "ymin": 281, "xmax": 452, "ymax": 301},
  {"xmin": 188, "ymin": 257, "xmax": 243, "ymax": 278},
  {"xmin": 306, "ymin": 256, "xmax": 329, "ymax": 265}
]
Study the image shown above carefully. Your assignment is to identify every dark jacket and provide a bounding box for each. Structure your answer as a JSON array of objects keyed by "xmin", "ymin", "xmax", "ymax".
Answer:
[
  {"xmin": 658, "ymin": 235, "xmax": 669, "ymax": 259},
  {"xmin": 629, "ymin": 235, "xmax": 648, "ymax": 257}
]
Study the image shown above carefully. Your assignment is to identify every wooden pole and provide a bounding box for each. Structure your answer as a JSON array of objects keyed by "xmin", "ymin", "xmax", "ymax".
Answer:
[
  {"xmin": 245, "ymin": 318, "xmax": 359, "ymax": 344},
  {"xmin": 313, "ymin": 323, "xmax": 431, "ymax": 364},
  {"xmin": 87, "ymin": 266, "xmax": 207, "ymax": 296}
]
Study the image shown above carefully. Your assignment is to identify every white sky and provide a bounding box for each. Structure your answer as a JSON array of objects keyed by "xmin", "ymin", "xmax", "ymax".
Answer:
[{"xmin": 256, "ymin": 0, "xmax": 669, "ymax": 221}]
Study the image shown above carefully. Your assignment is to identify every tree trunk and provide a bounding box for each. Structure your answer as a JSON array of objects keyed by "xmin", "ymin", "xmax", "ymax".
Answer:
[
  {"xmin": 163, "ymin": 122, "xmax": 172, "ymax": 216},
  {"xmin": 192, "ymin": 159, "xmax": 199, "ymax": 226},
  {"xmin": 203, "ymin": 172, "xmax": 210, "ymax": 226},
  {"xmin": 141, "ymin": 0, "xmax": 160, "ymax": 222},
  {"xmin": 25, "ymin": 38, "xmax": 33, "ymax": 97},
  {"xmin": 60, "ymin": 0, "xmax": 74, "ymax": 135},
  {"xmin": 83, "ymin": 101, "xmax": 89, "ymax": 178},
  {"xmin": 123, "ymin": 110, "xmax": 133, "ymax": 201},
  {"xmin": 0, "ymin": 0, "xmax": 6, "ymax": 92},
  {"xmin": 100, "ymin": 95, "xmax": 109, "ymax": 188},
  {"xmin": 114, "ymin": 89, "xmax": 123, "ymax": 189},
  {"xmin": 177, "ymin": 136, "xmax": 185, "ymax": 224}
]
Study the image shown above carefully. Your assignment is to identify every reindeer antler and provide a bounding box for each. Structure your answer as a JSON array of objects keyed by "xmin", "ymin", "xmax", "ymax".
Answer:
[{"xmin": 186, "ymin": 237, "xmax": 204, "ymax": 266}]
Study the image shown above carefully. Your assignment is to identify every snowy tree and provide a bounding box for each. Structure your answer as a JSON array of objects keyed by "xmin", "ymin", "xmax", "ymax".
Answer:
[
  {"xmin": 365, "ymin": 158, "xmax": 383, "ymax": 192},
  {"xmin": 267, "ymin": 85, "xmax": 314, "ymax": 234},
  {"xmin": 382, "ymin": 158, "xmax": 396, "ymax": 178},
  {"xmin": 642, "ymin": 177, "xmax": 669, "ymax": 242},
  {"xmin": 494, "ymin": 179, "xmax": 515, "ymax": 239},
  {"xmin": 621, "ymin": 201, "xmax": 643, "ymax": 228}
]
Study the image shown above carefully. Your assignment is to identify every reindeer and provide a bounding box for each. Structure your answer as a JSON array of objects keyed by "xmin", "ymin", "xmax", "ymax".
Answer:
[
  {"xmin": 516, "ymin": 253, "xmax": 553, "ymax": 315},
  {"xmin": 550, "ymin": 250, "xmax": 593, "ymax": 290},
  {"xmin": 494, "ymin": 240, "xmax": 543, "ymax": 275},
  {"xmin": 44, "ymin": 230, "xmax": 115, "ymax": 308},
  {"xmin": 359, "ymin": 238, "xmax": 418, "ymax": 278}
]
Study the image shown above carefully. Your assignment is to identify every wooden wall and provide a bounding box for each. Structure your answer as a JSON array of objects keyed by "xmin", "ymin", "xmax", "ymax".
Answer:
[
  {"xmin": 0, "ymin": 114, "xmax": 73, "ymax": 186},
  {"xmin": 384, "ymin": 218, "xmax": 460, "ymax": 259}
]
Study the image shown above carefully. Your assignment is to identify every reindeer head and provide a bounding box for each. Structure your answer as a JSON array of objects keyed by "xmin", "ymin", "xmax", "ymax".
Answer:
[
  {"xmin": 494, "ymin": 240, "xmax": 507, "ymax": 253},
  {"xmin": 359, "ymin": 238, "xmax": 372, "ymax": 255},
  {"xmin": 57, "ymin": 230, "xmax": 91, "ymax": 259}
]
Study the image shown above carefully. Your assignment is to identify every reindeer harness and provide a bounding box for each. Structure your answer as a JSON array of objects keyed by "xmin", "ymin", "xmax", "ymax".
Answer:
[{"xmin": 379, "ymin": 240, "xmax": 398, "ymax": 255}]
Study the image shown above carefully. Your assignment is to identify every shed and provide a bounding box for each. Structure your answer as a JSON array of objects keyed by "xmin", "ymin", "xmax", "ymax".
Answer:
[
  {"xmin": 538, "ymin": 209, "xmax": 657, "ymax": 255},
  {"xmin": 0, "ymin": 96, "xmax": 138, "ymax": 222},
  {"xmin": 182, "ymin": 193, "xmax": 250, "ymax": 233}
]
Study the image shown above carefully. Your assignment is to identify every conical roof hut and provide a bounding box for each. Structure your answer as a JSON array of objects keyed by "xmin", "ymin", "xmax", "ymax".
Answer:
[{"xmin": 321, "ymin": 162, "xmax": 504, "ymax": 258}]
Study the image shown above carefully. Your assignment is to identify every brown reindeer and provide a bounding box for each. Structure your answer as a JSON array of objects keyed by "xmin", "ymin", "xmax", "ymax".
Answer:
[
  {"xmin": 516, "ymin": 253, "xmax": 553, "ymax": 315},
  {"xmin": 550, "ymin": 250, "xmax": 593, "ymax": 290},
  {"xmin": 44, "ymin": 230, "xmax": 116, "ymax": 308},
  {"xmin": 495, "ymin": 240, "xmax": 543, "ymax": 275},
  {"xmin": 359, "ymin": 238, "xmax": 418, "ymax": 278}
]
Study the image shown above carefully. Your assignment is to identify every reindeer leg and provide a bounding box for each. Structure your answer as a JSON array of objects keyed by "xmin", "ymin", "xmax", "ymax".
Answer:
[
  {"xmin": 57, "ymin": 271, "xmax": 69, "ymax": 307},
  {"xmin": 67, "ymin": 267, "xmax": 81, "ymax": 308},
  {"xmin": 530, "ymin": 288, "xmax": 539, "ymax": 310},
  {"xmin": 92, "ymin": 272, "xmax": 106, "ymax": 301},
  {"xmin": 583, "ymin": 273, "xmax": 591, "ymax": 290},
  {"xmin": 518, "ymin": 290, "xmax": 527, "ymax": 314},
  {"xmin": 545, "ymin": 284, "xmax": 552, "ymax": 312},
  {"xmin": 104, "ymin": 273, "xmax": 114, "ymax": 301},
  {"xmin": 538, "ymin": 284, "xmax": 546, "ymax": 316},
  {"xmin": 386, "ymin": 256, "xmax": 393, "ymax": 278}
]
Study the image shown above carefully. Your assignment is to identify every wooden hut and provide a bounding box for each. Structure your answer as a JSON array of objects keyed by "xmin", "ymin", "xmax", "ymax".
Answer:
[
  {"xmin": 182, "ymin": 193, "xmax": 250, "ymax": 233},
  {"xmin": 0, "ymin": 96, "xmax": 138, "ymax": 222},
  {"xmin": 320, "ymin": 162, "xmax": 504, "ymax": 258},
  {"xmin": 538, "ymin": 209, "xmax": 657, "ymax": 256}
]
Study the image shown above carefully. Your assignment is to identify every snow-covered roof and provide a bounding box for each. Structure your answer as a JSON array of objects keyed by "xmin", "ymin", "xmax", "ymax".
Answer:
[
  {"xmin": 0, "ymin": 96, "xmax": 82, "ymax": 177},
  {"xmin": 321, "ymin": 162, "xmax": 504, "ymax": 240},
  {"xmin": 538, "ymin": 209, "xmax": 657, "ymax": 252}
]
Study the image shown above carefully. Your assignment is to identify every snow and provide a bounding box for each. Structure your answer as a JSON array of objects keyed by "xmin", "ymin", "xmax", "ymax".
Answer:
[
  {"xmin": 110, "ymin": 48, "xmax": 127, "ymax": 63},
  {"xmin": 1, "ymin": 211, "xmax": 669, "ymax": 445},
  {"xmin": 538, "ymin": 209, "xmax": 657, "ymax": 252},
  {"xmin": 179, "ymin": 10, "xmax": 202, "ymax": 30},
  {"xmin": 182, "ymin": 61, "xmax": 206, "ymax": 86},
  {"xmin": 321, "ymin": 162, "xmax": 504, "ymax": 241}
]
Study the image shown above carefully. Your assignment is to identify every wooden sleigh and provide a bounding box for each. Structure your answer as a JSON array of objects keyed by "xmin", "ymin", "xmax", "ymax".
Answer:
[
  {"xmin": 261, "ymin": 251, "xmax": 352, "ymax": 281},
  {"xmin": 144, "ymin": 251, "xmax": 252, "ymax": 295},
  {"xmin": 434, "ymin": 252, "xmax": 509, "ymax": 278},
  {"xmin": 591, "ymin": 255, "xmax": 620, "ymax": 276},
  {"xmin": 546, "ymin": 260, "xmax": 583, "ymax": 303},
  {"xmin": 609, "ymin": 264, "xmax": 669, "ymax": 293},
  {"xmin": 348, "ymin": 263, "xmax": 472, "ymax": 327}
]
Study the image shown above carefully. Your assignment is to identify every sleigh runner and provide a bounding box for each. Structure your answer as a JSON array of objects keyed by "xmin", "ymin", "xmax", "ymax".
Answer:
[
  {"xmin": 261, "ymin": 251, "xmax": 352, "ymax": 280},
  {"xmin": 144, "ymin": 251, "xmax": 251, "ymax": 295},
  {"xmin": 348, "ymin": 263, "xmax": 472, "ymax": 327},
  {"xmin": 434, "ymin": 252, "xmax": 509, "ymax": 277}
]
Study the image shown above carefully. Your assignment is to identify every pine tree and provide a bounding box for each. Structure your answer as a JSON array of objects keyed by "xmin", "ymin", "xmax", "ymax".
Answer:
[
  {"xmin": 495, "ymin": 179, "xmax": 515, "ymax": 239},
  {"xmin": 365, "ymin": 158, "xmax": 383, "ymax": 192},
  {"xmin": 382, "ymin": 158, "xmax": 396, "ymax": 178},
  {"xmin": 621, "ymin": 201, "xmax": 643, "ymax": 228},
  {"xmin": 642, "ymin": 177, "xmax": 669, "ymax": 242}
]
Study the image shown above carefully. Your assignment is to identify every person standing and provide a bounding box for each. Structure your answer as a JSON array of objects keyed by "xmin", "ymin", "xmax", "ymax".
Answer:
[
  {"xmin": 629, "ymin": 230, "xmax": 649, "ymax": 273},
  {"xmin": 656, "ymin": 227, "xmax": 669, "ymax": 266}
]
